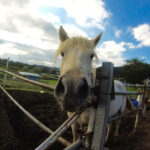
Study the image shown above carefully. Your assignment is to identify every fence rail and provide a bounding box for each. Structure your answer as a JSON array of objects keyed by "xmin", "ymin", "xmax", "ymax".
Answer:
[
  {"xmin": 115, "ymin": 92, "xmax": 141, "ymax": 95},
  {"xmin": 0, "ymin": 85, "xmax": 70, "ymax": 146},
  {"xmin": 0, "ymin": 65, "xmax": 150, "ymax": 150},
  {"xmin": 125, "ymin": 85, "xmax": 150, "ymax": 88},
  {"xmin": 35, "ymin": 112, "xmax": 80, "ymax": 150},
  {"xmin": 108, "ymin": 109, "xmax": 141, "ymax": 123},
  {"xmin": 0, "ymin": 69, "xmax": 55, "ymax": 90}
]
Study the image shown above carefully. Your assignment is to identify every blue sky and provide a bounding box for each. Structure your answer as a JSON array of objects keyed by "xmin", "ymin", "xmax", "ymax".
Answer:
[{"xmin": 0, "ymin": 0, "xmax": 150, "ymax": 66}]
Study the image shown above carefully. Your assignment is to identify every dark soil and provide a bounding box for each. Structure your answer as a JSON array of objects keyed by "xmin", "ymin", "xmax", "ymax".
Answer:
[
  {"xmin": 0, "ymin": 89, "xmax": 150, "ymax": 150},
  {"xmin": 0, "ymin": 90, "xmax": 72, "ymax": 150}
]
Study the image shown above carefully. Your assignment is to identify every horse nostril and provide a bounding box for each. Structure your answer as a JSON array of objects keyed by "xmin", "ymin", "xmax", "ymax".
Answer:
[
  {"xmin": 77, "ymin": 78, "xmax": 89, "ymax": 99},
  {"xmin": 55, "ymin": 77, "xmax": 65, "ymax": 97}
]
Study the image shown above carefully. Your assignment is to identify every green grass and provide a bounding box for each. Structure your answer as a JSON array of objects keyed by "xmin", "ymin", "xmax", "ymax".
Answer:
[
  {"xmin": 126, "ymin": 87, "xmax": 140, "ymax": 92},
  {"xmin": 0, "ymin": 78, "xmax": 57, "ymax": 92},
  {"xmin": 48, "ymin": 74, "xmax": 58, "ymax": 78},
  {"xmin": 3, "ymin": 79, "xmax": 43, "ymax": 89},
  {"xmin": 126, "ymin": 86, "xmax": 141, "ymax": 98},
  {"xmin": 0, "ymin": 69, "xmax": 58, "ymax": 92},
  {"xmin": 0, "ymin": 71, "xmax": 144, "ymax": 96},
  {"xmin": 39, "ymin": 79, "xmax": 58, "ymax": 86},
  {"xmin": 5, "ymin": 87, "xmax": 54, "ymax": 94},
  {"xmin": 0, "ymin": 66, "xmax": 4, "ymax": 69}
]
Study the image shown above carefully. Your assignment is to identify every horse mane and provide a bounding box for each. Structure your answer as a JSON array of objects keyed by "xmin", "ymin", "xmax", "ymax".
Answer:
[{"xmin": 54, "ymin": 36, "xmax": 99, "ymax": 65}]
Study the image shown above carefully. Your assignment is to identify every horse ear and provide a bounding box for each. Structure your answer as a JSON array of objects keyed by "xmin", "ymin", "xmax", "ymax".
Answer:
[
  {"xmin": 59, "ymin": 26, "xmax": 69, "ymax": 42},
  {"xmin": 92, "ymin": 32, "xmax": 102, "ymax": 46}
]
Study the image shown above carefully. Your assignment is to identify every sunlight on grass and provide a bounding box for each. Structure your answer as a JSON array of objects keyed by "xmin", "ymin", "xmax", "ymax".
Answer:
[
  {"xmin": 39, "ymin": 79, "xmax": 57, "ymax": 86},
  {"xmin": 0, "ymin": 77, "xmax": 57, "ymax": 92}
]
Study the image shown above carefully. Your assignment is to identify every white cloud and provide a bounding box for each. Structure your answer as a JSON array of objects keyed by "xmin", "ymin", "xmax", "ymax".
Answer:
[
  {"xmin": 62, "ymin": 24, "xmax": 88, "ymax": 37},
  {"xmin": 132, "ymin": 24, "xmax": 150, "ymax": 47},
  {"xmin": 0, "ymin": 3, "xmax": 59, "ymax": 50},
  {"xmin": 1, "ymin": 0, "xmax": 135, "ymax": 68},
  {"xmin": 115, "ymin": 29, "xmax": 122, "ymax": 38},
  {"xmin": 0, "ymin": 0, "xmax": 61, "ymax": 65},
  {"xmin": 0, "ymin": 0, "xmax": 96, "ymax": 66},
  {"xmin": 32, "ymin": 0, "xmax": 110, "ymax": 30},
  {"xmin": 125, "ymin": 43, "xmax": 136, "ymax": 49},
  {"xmin": 120, "ymin": 42, "xmax": 136, "ymax": 49},
  {"xmin": 95, "ymin": 41, "xmax": 126, "ymax": 66},
  {"xmin": 141, "ymin": 56, "xmax": 146, "ymax": 60},
  {"xmin": 0, "ymin": 43, "xmax": 28, "ymax": 56},
  {"xmin": 44, "ymin": 12, "xmax": 60, "ymax": 24}
]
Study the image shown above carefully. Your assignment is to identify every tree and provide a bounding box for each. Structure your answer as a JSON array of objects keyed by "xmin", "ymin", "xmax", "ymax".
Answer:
[
  {"xmin": 22, "ymin": 66, "xmax": 30, "ymax": 72},
  {"xmin": 41, "ymin": 67, "xmax": 49, "ymax": 73},
  {"xmin": 121, "ymin": 58, "xmax": 150, "ymax": 84},
  {"xmin": 32, "ymin": 66, "xmax": 41, "ymax": 74}
]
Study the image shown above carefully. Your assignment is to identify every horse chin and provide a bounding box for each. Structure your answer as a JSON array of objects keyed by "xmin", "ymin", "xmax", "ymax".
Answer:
[
  {"xmin": 56, "ymin": 95, "xmax": 88, "ymax": 112},
  {"xmin": 65, "ymin": 99, "xmax": 88, "ymax": 112},
  {"xmin": 64, "ymin": 107, "xmax": 80, "ymax": 112}
]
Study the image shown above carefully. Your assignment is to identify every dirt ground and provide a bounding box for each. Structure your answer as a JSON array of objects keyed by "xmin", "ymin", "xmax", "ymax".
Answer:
[
  {"xmin": 107, "ymin": 106, "xmax": 150, "ymax": 150},
  {"xmin": 0, "ymin": 90, "xmax": 150, "ymax": 150}
]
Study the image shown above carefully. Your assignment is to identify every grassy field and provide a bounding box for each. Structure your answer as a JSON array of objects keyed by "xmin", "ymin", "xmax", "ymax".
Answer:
[
  {"xmin": 126, "ymin": 86, "xmax": 140, "ymax": 92},
  {"xmin": 39, "ymin": 79, "xmax": 57, "ymax": 86},
  {"xmin": 0, "ymin": 70, "xmax": 141, "ymax": 94},
  {"xmin": 126, "ymin": 86, "xmax": 141, "ymax": 99},
  {"xmin": 0, "ymin": 77, "xmax": 140, "ymax": 93},
  {"xmin": 0, "ymin": 74, "xmax": 58, "ymax": 92}
]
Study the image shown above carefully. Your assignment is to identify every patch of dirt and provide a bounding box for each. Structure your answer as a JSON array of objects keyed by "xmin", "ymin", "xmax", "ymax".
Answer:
[
  {"xmin": 106, "ymin": 104, "xmax": 150, "ymax": 150},
  {"xmin": 0, "ymin": 90, "xmax": 72, "ymax": 150},
  {"xmin": 0, "ymin": 89, "xmax": 150, "ymax": 150}
]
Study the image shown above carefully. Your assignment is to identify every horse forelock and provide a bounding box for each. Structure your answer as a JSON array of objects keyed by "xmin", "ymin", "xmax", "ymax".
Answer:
[{"xmin": 54, "ymin": 36, "xmax": 99, "ymax": 65}]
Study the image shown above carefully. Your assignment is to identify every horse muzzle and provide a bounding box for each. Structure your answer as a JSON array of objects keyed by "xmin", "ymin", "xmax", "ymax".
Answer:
[{"xmin": 55, "ymin": 75, "xmax": 90, "ymax": 112}]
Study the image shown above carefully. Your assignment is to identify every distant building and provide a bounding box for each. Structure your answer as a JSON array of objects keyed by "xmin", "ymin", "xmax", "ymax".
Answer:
[{"xmin": 19, "ymin": 72, "xmax": 41, "ymax": 81}]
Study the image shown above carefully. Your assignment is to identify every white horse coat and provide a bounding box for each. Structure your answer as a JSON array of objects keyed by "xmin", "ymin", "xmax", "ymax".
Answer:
[{"xmin": 55, "ymin": 26, "xmax": 127, "ymax": 142}]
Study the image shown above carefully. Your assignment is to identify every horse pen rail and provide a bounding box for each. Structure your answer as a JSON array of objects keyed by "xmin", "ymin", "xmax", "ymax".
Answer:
[{"xmin": 0, "ymin": 62, "xmax": 150, "ymax": 150}]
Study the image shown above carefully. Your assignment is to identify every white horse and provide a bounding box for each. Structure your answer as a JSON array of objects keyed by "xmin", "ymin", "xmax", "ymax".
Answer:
[{"xmin": 55, "ymin": 26, "xmax": 126, "ymax": 143}]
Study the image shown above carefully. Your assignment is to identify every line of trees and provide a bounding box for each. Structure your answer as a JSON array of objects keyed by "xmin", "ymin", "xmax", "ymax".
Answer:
[
  {"xmin": 114, "ymin": 58, "xmax": 150, "ymax": 84},
  {"xmin": 1, "ymin": 58, "xmax": 150, "ymax": 84},
  {"xmin": 0, "ymin": 58, "xmax": 59, "ymax": 74}
]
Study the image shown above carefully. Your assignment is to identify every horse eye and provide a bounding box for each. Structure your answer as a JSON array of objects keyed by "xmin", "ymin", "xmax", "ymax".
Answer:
[
  {"xmin": 90, "ymin": 54, "xmax": 94, "ymax": 59},
  {"xmin": 61, "ymin": 52, "xmax": 64, "ymax": 57}
]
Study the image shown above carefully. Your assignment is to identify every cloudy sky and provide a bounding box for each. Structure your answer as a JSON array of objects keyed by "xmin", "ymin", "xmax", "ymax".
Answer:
[{"xmin": 0, "ymin": 0, "xmax": 150, "ymax": 67}]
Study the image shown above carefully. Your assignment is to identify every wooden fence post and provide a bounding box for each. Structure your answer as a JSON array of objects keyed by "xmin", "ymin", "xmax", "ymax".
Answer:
[
  {"xmin": 133, "ymin": 94, "xmax": 143, "ymax": 133},
  {"xmin": 3, "ymin": 57, "xmax": 9, "ymax": 87},
  {"xmin": 91, "ymin": 62, "xmax": 113, "ymax": 150}
]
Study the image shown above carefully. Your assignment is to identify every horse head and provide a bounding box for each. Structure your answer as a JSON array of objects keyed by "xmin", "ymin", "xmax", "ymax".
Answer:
[{"xmin": 55, "ymin": 26, "xmax": 102, "ymax": 112}]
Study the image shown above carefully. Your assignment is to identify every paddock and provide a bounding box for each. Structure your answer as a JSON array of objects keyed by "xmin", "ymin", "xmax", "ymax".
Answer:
[{"xmin": 0, "ymin": 62, "xmax": 150, "ymax": 150}]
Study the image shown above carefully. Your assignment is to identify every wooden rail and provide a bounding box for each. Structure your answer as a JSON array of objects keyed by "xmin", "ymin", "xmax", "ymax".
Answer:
[
  {"xmin": 0, "ymin": 69, "xmax": 55, "ymax": 90},
  {"xmin": 115, "ymin": 92, "xmax": 141, "ymax": 95},
  {"xmin": 108, "ymin": 110, "xmax": 135, "ymax": 123},
  {"xmin": 1, "ymin": 65, "xmax": 149, "ymax": 150},
  {"xmin": 35, "ymin": 112, "xmax": 80, "ymax": 150},
  {"xmin": 64, "ymin": 140, "xmax": 82, "ymax": 150},
  {"xmin": 0, "ymin": 85, "xmax": 70, "ymax": 146},
  {"xmin": 125, "ymin": 85, "xmax": 150, "ymax": 88}
]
